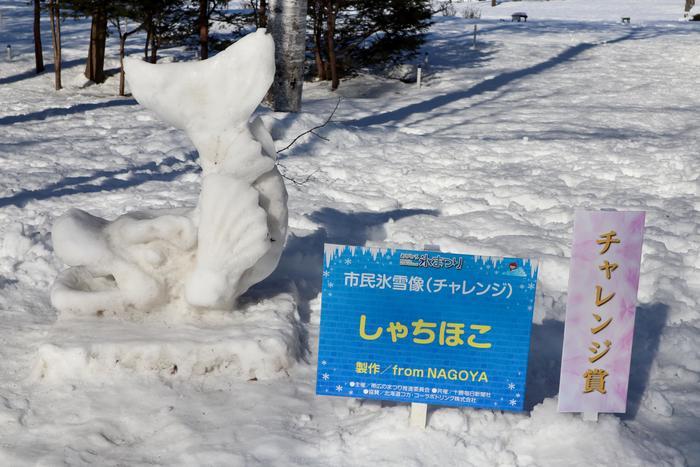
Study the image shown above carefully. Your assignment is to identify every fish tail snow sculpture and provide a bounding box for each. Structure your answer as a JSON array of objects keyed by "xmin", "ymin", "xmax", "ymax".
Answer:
[{"xmin": 51, "ymin": 30, "xmax": 288, "ymax": 314}]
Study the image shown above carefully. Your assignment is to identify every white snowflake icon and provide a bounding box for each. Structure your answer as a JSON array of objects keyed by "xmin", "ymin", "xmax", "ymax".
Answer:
[
  {"xmin": 344, "ymin": 259, "xmax": 352, "ymax": 265},
  {"xmin": 323, "ymin": 271, "xmax": 330, "ymax": 277},
  {"xmin": 336, "ymin": 385, "xmax": 343, "ymax": 392},
  {"xmin": 509, "ymin": 399, "xmax": 517, "ymax": 406},
  {"xmin": 328, "ymin": 282, "xmax": 334, "ymax": 288},
  {"xmin": 322, "ymin": 373, "xmax": 330, "ymax": 381},
  {"xmin": 508, "ymin": 383, "xmax": 516, "ymax": 390},
  {"xmin": 516, "ymin": 393, "xmax": 521, "ymax": 398},
  {"xmin": 321, "ymin": 360, "xmax": 327, "ymax": 365},
  {"xmin": 528, "ymin": 283, "xmax": 535, "ymax": 290}
]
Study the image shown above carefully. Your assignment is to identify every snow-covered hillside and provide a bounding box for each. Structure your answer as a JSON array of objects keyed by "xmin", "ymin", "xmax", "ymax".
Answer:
[{"xmin": 0, "ymin": 0, "xmax": 698, "ymax": 465}]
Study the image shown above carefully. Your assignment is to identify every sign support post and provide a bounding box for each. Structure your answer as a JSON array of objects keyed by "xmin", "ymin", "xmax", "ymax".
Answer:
[{"xmin": 410, "ymin": 402, "xmax": 428, "ymax": 428}]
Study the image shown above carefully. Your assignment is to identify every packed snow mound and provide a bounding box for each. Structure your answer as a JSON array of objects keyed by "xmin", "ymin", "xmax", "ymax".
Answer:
[
  {"xmin": 318, "ymin": 398, "xmax": 685, "ymax": 466},
  {"xmin": 34, "ymin": 293, "xmax": 303, "ymax": 382},
  {"xmin": 50, "ymin": 30, "xmax": 289, "ymax": 314}
]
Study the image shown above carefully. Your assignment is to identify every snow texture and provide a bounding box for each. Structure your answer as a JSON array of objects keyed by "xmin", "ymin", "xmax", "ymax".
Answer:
[
  {"xmin": 0, "ymin": 0, "xmax": 698, "ymax": 465},
  {"xmin": 50, "ymin": 29, "xmax": 289, "ymax": 314}
]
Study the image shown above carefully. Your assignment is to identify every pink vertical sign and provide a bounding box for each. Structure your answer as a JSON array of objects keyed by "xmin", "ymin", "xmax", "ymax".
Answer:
[{"xmin": 558, "ymin": 210, "xmax": 645, "ymax": 413}]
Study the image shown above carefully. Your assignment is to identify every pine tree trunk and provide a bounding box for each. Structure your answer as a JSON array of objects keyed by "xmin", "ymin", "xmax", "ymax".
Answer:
[
  {"xmin": 199, "ymin": 0, "xmax": 208, "ymax": 60},
  {"xmin": 259, "ymin": 0, "xmax": 268, "ymax": 28},
  {"xmin": 313, "ymin": 1, "xmax": 326, "ymax": 80},
  {"xmin": 49, "ymin": 0, "xmax": 61, "ymax": 90},
  {"xmin": 268, "ymin": 0, "xmax": 309, "ymax": 112},
  {"xmin": 326, "ymin": 1, "xmax": 338, "ymax": 91},
  {"xmin": 685, "ymin": 0, "xmax": 696, "ymax": 14},
  {"xmin": 150, "ymin": 32, "xmax": 158, "ymax": 63},
  {"xmin": 85, "ymin": 8, "xmax": 108, "ymax": 83},
  {"xmin": 119, "ymin": 34, "xmax": 127, "ymax": 96},
  {"xmin": 33, "ymin": 0, "xmax": 44, "ymax": 73},
  {"xmin": 144, "ymin": 20, "xmax": 151, "ymax": 60}
]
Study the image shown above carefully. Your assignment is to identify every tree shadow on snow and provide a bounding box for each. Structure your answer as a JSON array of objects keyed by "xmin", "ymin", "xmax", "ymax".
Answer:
[
  {"xmin": 0, "ymin": 98, "xmax": 137, "ymax": 126},
  {"xmin": 421, "ymin": 34, "xmax": 495, "ymax": 75},
  {"xmin": 524, "ymin": 302, "xmax": 668, "ymax": 416},
  {"xmin": 0, "ymin": 57, "xmax": 87, "ymax": 86},
  {"xmin": 345, "ymin": 29, "xmax": 651, "ymax": 128},
  {"xmin": 0, "ymin": 152, "xmax": 200, "ymax": 208}
]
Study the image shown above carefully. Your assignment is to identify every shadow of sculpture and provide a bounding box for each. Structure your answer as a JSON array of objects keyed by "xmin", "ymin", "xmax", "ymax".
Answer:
[{"xmin": 244, "ymin": 207, "xmax": 440, "ymax": 321}]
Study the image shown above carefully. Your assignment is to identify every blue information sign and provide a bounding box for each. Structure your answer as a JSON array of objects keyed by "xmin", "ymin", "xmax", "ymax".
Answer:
[{"xmin": 316, "ymin": 244, "xmax": 539, "ymax": 411}]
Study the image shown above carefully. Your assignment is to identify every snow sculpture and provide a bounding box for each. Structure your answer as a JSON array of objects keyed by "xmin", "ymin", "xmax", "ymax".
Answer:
[{"xmin": 51, "ymin": 30, "xmax": 288, "ymax": 314}]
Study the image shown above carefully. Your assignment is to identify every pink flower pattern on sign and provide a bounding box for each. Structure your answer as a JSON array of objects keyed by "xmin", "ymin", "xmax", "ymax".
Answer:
[{"xmin": 558, "ymin": 210, "xmax": 645, "ymax": 413}]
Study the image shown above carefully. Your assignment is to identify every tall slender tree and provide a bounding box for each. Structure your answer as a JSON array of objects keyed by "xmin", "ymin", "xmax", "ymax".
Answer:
[
  {"xmin": 85, "ymin": 4, "xmax": 108, "ymax": 83},
  {"xmin": 325, "ymin": 0, "xmax": 338, "ymax": 90},
  {"xmin": 199, "ymin": 0, "xmax": 208, "ymax": 59},
  {"xmin": 258, "ymin": 0, "xmax": 267, "ymax": 27},
  {"xmin": 310, "ymin": 0, "xmax": 325, "ymax": 80},
  {"xmin": 48, "ymin": 0, "xmax": 61, "ymax": 90},
  {"xmin": 268, "ymin": 0, "xmax": 308, "ymax": 112},
  {"xmin": 308, "ymin": 0, "xmax": 431, "ymax": 89},
  {"xmin": 64, "ymin": 0, "xmax": 111, "ymax": 83},
  {"xmin": 33, "ymin": 0, "xmax": 45, "ymax": 73},
  {"xmin": 113, "ymin": 15, "xmax": 142, "ymax": 96}
]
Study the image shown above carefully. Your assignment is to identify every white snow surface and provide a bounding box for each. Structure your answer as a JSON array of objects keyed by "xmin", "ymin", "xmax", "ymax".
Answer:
[
  {"xmin": 0, "ymin": 0, "xmax": 699, "ymax": 465},
  {"xmin": 457, "ymin": 0, "xmax": 698, "ymax": 22}
]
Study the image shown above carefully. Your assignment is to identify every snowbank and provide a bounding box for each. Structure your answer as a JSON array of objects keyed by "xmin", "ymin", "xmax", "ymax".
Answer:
[{"xmin": 34, "ymin": 293, "xmax": 303, "ymax": 382}]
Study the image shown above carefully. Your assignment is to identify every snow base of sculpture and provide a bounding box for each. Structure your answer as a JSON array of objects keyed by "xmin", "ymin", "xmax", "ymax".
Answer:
[{"xmin": 34, "ymin": 293, "xmax": 302, "ymax": 382}]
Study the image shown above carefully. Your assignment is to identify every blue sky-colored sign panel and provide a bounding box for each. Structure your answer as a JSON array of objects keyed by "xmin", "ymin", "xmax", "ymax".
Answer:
[{"xmin": 316, "ymin": 244, "xmax": 539, "ymax": 411}]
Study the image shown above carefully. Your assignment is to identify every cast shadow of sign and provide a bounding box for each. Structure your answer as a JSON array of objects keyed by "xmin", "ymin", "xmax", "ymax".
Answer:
[{"xmin": 524, "ymin": 302, "xmax": 669, "ymax": 417}]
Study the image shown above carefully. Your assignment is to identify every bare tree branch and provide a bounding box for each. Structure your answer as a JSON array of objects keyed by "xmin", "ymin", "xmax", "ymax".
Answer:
[
  {"xmin": 273, "ymin": 97, "xmax": 341, "ymax": 185},
  {"xmin": 276, "ymin": 97, "xmax": 341, "ymax": 154},
  {"xmin": 276, "ymin": 162, "xmax": 320, "ymax": 186}
]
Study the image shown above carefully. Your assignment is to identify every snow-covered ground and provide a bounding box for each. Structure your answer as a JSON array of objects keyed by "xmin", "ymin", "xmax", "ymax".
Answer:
[{"xmin": 1, "ymin": 0, "xmax": 699, "ymax": 465}]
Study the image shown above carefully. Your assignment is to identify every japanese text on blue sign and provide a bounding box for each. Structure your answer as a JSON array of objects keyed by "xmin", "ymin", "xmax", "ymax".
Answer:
[{"xmin": 316, "ymin": 244, "xmax": 539, "ymax": 411}]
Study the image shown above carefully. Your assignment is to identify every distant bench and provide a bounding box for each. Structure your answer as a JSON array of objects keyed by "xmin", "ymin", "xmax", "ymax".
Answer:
[
  {"xmin": 621, "ymin": 17, "xmax": 631, "ymax": 24},
  {"xmin": 511, "ymin": 12, "xmax": 528, "ymax": 22}
]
